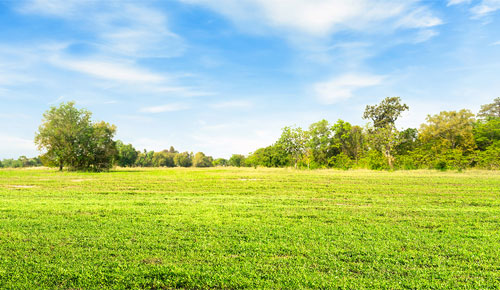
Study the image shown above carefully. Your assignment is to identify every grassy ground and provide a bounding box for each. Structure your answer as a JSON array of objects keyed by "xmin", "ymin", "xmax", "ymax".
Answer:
[{"xmin": 0, "ymin": 167, "xmax": 499, "ymax": 289}]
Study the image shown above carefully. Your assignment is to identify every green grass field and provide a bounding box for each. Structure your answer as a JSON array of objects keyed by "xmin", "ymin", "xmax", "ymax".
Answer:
[{"xmin": 0, "ymin": 168, "xmax": 499, "ymax": 289}]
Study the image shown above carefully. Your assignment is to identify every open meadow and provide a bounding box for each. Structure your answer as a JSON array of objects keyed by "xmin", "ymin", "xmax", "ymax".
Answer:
[{"xmin": 0, "ymin": 168, "xmax": 499, "ymax": 289}]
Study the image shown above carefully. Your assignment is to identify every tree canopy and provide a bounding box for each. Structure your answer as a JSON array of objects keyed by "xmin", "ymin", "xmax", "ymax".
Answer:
[{"xmin": 34, "ymin": 102, "xmax": 117, "ymax": 171}]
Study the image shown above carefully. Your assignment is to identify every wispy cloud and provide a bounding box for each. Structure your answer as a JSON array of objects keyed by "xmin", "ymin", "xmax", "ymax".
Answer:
[
  {"xmin": 52, "ymin": 58, "xmax": 165, "ymax": 83},
  {"xmin": 181, "ymin": 0, "xmax": 441, "ymax": 39},
  {"xmin": 313, "ymin": 73, "xmax": 384, "ymax": 104},
  {"xmin": 140, "ymin": 103, "xmax": 190, "ymax": 113},
  {"xmin": 19, "ymin": 0, "xmax": 184, "ymax": 58},
  {"xmin": 210, "ymin": 100, "xmax": 253, "ymax": 109},
  {"xmin": 471, "ymin": 0, "xmax": 500, "ymax": 16},
  {"xmin": 447, "ymin": 0, "xmax": 471, "ymax": 6}
]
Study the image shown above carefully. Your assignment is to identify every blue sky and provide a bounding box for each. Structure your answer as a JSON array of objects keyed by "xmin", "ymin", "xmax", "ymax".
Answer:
[{"xmin": 1, "ymin": 0, "xmax": 499, "ymax": 159}]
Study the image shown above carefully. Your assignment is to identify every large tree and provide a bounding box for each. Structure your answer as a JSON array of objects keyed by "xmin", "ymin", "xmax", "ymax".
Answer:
[
  {"xmin": 363, "ymin": 97, "xmax": 409, "ymax": 129},
  {"xmin": 419, "ymin": 109, "xmax": 476, "ymax": 153},
  {"xmin": 363, "ymin": 97, "xmax": 409, "ymax": 169},
  {"xmin": 35, "ymin": 102, "xmax": 117, "ymax": 171},
  {"xmin": 477, "ymin": 97, "xmax": 500, "ymax": 120}
]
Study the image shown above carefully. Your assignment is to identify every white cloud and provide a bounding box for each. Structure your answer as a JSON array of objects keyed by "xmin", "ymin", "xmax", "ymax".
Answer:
[
  {"xmin": 447, "ymin": 0, "xmax": 471, "ymax": 6},
  {"xmin": 181, "ymin": 0, "xmax": 441, "ymax": 37},
  {"xmin": 396, "ymin": 7, "xmax": 443, "ymax": 28},
  {"xmin": 210, "ymin": 100, "xmax": 253, "ymax": 109},
  {"xmin": 51, "ymin": 58, "xmax": 165, "ymax": 83},
  {"xmin": 140, "ymin": 103, "xmax": 190, "ymax": 113},
  {"xmin": 413, "ymin": 29, "xmax": 439, "ymax": 43},
  {"xmin": 19, "ymin": 0, "xmax": 184, "ymax": 58},
  {"xmin": 314, "ymin": 73, "xmax": 384, "ymax": 104},
  {"xmin": 492, "ymin": 40, "xmax": 500, "ymax": 45},
  {"xmin": 471, "ymin": 0, "xmax": 500, "ymax": 16}
]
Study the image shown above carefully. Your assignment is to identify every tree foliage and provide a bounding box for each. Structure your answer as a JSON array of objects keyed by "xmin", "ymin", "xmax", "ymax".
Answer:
[
  {"xmin": 362, "ymin": 97, "xmax": 409, "ymax": 128},
  {"xmin": 34, "ymin": 102, "xmax": 117, "ymax": 171}
]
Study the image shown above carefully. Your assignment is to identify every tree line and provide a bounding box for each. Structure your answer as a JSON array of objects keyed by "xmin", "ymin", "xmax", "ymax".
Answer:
[
  {"xmin": 1, "ymin": 98, "xmax": 498, "ymax": 171},
  {"xmin": 243, "ymin": 97, "xmax": 499, "ymax": 170}
]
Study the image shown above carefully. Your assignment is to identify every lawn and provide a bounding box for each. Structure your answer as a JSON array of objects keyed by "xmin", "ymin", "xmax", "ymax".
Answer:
[{"xmin": 0, "ymin": 168, "xmax": 499, "ymax": 289}]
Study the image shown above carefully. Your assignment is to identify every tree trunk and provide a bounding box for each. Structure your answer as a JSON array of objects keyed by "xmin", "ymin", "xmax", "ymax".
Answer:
[{"xmin": 59, "ymin": 162, "xmax": 63, "ymax": 171}]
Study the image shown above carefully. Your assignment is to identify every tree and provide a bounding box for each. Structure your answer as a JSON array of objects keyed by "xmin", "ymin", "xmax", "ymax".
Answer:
[
  {"xmin": 116, "ymin": 141, "xmax": 138, "ymax": 167},
  {"xmin": 473, "ymin": 118, "xmax": 500, "ymax": 151},
  {"xmin": 419, "ymin": 109, "xmax": 476, "ymax": 153},
  {"xmin": 35, "ymin": 102, "xmax": 117, "ymax": 171},
  {"xmin": 193, "ymin": 152, "xmax": 213, "ymax": 167},
  {"xmin": 213, "ymin": 158, "xmax": 228, "ymax": 167},
  {"xmin": 331, "ymin": 120, "xmax": 365, "ymax": 161},
  {"xmin": 277, "ymin": 126, "xmax": 308, "ymax": 168},
  {"xmin": 363, "ymin": 97, "xmax": 409, "ymax": 169},
  {"xmin": 246, "ymin": 144, "xmax": 290, "ymax": 168},
  {"xmin": 174, "ymin": 152, "xmax": 192, "ymax": 167},
  {"xmin": 394, "ymin": 128, "xmax": 419, "ymax": 156},
  {"xmin": 307, "ymin": 120, "xmax": 334, "ymax": 167},
  {"xmin": 229, "ymin": 154, "xmax": 246, "ymax": 167},
  {"xmin": 477, "ymin": 97, "xmax": 500, "ymax": 120},
  {"xmin": 363, "ymin": 97, "xmax": 409, "ymax": 128}
]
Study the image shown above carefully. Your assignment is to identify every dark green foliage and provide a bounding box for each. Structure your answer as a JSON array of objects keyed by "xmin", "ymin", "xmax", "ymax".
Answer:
[
  {"xmin": 152, "ymin": 151, "xmax": 176, "ymax": 167},
  {"xmin": 193, "ymin": 152, "xmax": 213, "ymax": 167},
  {"xmin": 474, "ymin": 117, "xmax": 500, "ymax": 151},
  {"xmin": 228, "ymin": 154, "xmax": 246, "ymax": 167},
  {"xmin": 136, "ymin": 150, "xmax": 155, "ymax": 167},
  {"xmin": 174, "ymin": 152, "xmax": 193, "ymax": 167},
  {"xmin": 213, "ymin": 158, "xmax": 228, "ymax": 167},
  {"xmin": 116, "ymin": 141, "xmax": 139, "ymax": 167},
  {"xmin": 246, "ymin": 144, "xmax": 290, "ymax": 168}
]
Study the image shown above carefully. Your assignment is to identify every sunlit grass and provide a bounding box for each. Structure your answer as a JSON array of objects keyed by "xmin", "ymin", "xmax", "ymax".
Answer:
[{"xmin": 1, "ymin": 167, "xmax": 499, "ymax": 289}]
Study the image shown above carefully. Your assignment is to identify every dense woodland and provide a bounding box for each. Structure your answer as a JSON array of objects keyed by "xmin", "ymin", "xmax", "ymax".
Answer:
[{"xmin": 1, "ymin": 97, "xmax": 498, "ymax": 171}]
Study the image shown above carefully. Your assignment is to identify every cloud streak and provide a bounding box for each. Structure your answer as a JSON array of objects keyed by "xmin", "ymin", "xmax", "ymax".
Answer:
[
  {"xmin": 140, "ymin": 103, "xmax": 190, "ymax": 113},
  {"xmin": 314, "ymin": 73, "xmax": 384, "ymax": 104},
  {"xmin": 181, "ymin": 0, "xmax": 441, "ymax": 38}
]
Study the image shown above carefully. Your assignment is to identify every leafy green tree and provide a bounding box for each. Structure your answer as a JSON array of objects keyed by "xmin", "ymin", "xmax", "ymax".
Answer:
[
  {"xmin": 394, "ymin": 128, "xmax": 419, "ymax": 156},
  {"xmin": 477, "ymin": 97, "xmax": 500, "ymax": 120},
  {"xmin": 363, "ymin": 97, "xmax": 409, "ymax": 129},
  {"xmin": 84, "ymin": 121, "xmax": 117, "ymax": 171},
  {"xmin": 213, "ymin": 158, "xmax": 228, "ymax": 167},
  {"xmin": 419, "ymin": 109, "xmax": 476, "ymax": 153},
  {"xmin": 116, "ymin": 141, "xmax": 138, "ymax": 167},
  {"xmin": 193, "ymin": 152, "xmax": 213, "ymax": 167},
  {"xmin": 246, "ymin": 144, "xmax": 290, "ymax": 168},
  {"xmin": 473, "ymin": 118, "xmax": 500, "ymax": 151},
  {"xmin": 35, "ymin": 102, "xmax": 117, "ymax": 171},
  {"xmin": 229, "ymin": 154, "xmax": 246, "ymax": 167},
  {"xmin": 174, "ymin": 152, "xmax": 192, "ymax": 167},
  {"xmin": 363, "ymin": 97, "xmax": 409, "ymax": 169},
  {"xmin": 277, "ymin": 126, "xmax": 308, "ymax": 168},
  {"xmin": 35, "ymin": 102, "xmax": 91, "ymax": 170},
  {"xmin": 307, "ymin": 120, "xmax": 334, "ymax": 167},
  {"xmin": 136, "ymin": 150, "xmax": 154, "ymax": 167},
  {"xmin": 331, "ymin": 120, "xmax": 364, "ymax": 162}
]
